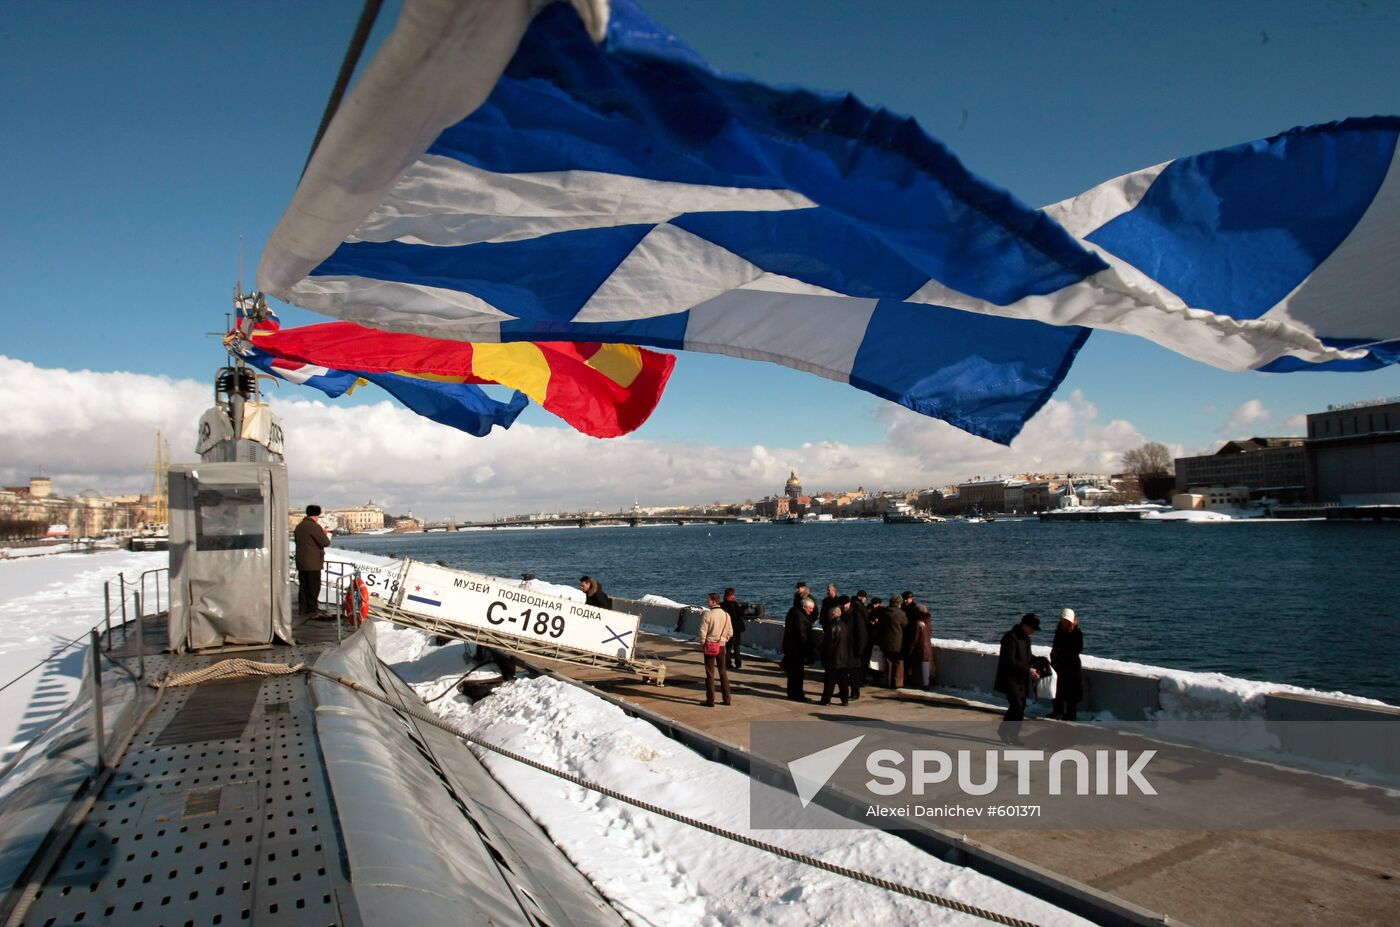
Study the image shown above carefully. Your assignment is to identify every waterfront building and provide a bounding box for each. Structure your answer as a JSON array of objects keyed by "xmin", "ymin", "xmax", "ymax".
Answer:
[
  {"xmin": 329, "ymin": 501, "xmax": 386, "ymax": 533},
  {"xmin": 753, "ymin": 495, "xmax": 791, "ymax": 519},
  {"xmin": 1017, "ymin": 480, "xmax": 1067, "ymax": 513},
  {"xmin": 915, "ymin": 488, "xmax": 945, "ymax": 513},
  {"xmin": 1000, "ymin": 478, "xmax": 1032, "ymax": 513},
  {"xmin": 1074, "ymin": 483, "xmax": 1116, "ymax": 505},
  {"xmin": 287, "ymin": 509, "xmax": 340, "ymax": 533},
  {"xmin": 755, "ymin": 472, "xmax": 814, "ymax": 518},
  {"xmin": 3, "ymin": 493, "xmax": 58, "ymax": 538},
  {"xmin": 1181, "ymin": 485, "xmax": 1251, "ymax": 509},
  {"xmin": 956, "ymin": 477, "xmax": 1009, "ymax": 514},
  {"xmin": 842, "ymin": 493, "xmax": 883, "ymax": 516},
  {"xmin": 1305, "ymin": 398, "xmax": 1400, "ymax": 504},
  {"xmin": 1174, "ymin": 438, "xmax": 1308, "ymax": 502},
  {"xmin": 1, "ymin": 477, "xmax": 152, "ymax": 540}
]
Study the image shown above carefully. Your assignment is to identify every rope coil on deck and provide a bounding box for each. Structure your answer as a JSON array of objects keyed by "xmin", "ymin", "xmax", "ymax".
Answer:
[
  {"xmin": 156, "ymin": 659, "xmax": 305, "ymax": 688},
  {"xmin": 305, "ymin": 666, "xmax": 1040, "ymax": 927}
]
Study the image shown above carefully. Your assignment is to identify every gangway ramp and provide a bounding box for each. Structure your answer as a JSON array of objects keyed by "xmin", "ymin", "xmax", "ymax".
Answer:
[{"xmin": 371, "ymin": 559, "xmax": 666, "ymax": 685}]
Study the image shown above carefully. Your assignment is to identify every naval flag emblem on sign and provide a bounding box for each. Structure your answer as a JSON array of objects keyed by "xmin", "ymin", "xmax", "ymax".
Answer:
[{"xmin": 406, "ymin": 585, "xmax": 444, "ymax": 609}]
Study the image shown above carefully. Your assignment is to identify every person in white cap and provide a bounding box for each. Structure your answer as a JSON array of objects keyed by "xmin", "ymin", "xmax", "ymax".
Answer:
[{"xmin": 1049, "ymin": 608, "xmax": 1084, "ymax": 720}]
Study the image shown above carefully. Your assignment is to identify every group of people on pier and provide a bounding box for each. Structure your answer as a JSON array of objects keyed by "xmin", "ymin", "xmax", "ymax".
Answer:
[
  {"xmin": 779, "ymin": 583, "xmax": 935, "ymax": 706},
  {"xmin": 693, "ymin": 578, "xmax": 1085, "ymax": 722}
]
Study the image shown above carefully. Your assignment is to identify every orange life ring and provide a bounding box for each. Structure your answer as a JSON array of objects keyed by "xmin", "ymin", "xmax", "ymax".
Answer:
[{"xmin": 343, "ymin": 577, "xmax": 370, "ymax": 625}]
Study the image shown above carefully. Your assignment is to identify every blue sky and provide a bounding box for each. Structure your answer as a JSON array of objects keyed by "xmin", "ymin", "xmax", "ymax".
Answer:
[{"xmin": 2, "ymin": 0, "xmax": 1399, "ymax": 512}]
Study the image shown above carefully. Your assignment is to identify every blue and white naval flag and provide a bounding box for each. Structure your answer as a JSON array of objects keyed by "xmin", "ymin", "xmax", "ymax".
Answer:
[
  {"xmin": 1038, "ymin": 117, "xmax": 1400, "ymax": 374},
  {"xmin": 257, "ymin": 0, "xmax": 1399, "ymax": 444}
]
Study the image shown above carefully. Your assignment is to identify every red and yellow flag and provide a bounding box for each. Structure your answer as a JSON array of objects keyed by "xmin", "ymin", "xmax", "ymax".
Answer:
[{"xmin": 248, "ymin": 321, "xmax": 675, "ymax": 438}]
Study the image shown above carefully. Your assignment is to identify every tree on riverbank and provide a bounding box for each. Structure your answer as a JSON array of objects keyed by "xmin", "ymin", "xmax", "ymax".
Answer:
[
  {"xmin": 0, "ymin": 518, "xmax": 48, "ymax": 541},
  {"xmin": 1122, "ymin": 442, "xmax": 1173, "ymax": 477},
  {"xmin": 1121, "ymin": 442, "xmax": 1176, "ymax": 502}
]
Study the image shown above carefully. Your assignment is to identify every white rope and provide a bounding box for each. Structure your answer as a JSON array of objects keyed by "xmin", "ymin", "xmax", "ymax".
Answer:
[{"xmin": 157, "ymin": 658, "xmax": 304, "ymax": 688}]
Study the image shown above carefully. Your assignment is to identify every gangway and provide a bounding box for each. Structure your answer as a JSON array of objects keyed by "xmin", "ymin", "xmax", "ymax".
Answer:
[{"xmin": 354, "ymin": 558, "xmax": 666, "ymax": 685}]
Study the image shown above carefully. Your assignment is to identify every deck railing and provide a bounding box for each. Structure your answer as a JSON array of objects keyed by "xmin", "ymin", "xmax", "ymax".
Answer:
[{"xmin": 0, "ymin": 567, "xmax": 160, "ymax": 782}]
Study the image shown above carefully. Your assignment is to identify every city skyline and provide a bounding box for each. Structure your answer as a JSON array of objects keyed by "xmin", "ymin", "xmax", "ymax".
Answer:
[{"xmin": 8, "ymin": 406, "xmax": 1337, "ymax": 525}]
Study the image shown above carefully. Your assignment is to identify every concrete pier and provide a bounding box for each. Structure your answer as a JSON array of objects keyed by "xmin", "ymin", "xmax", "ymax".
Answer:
[{"xmin": 535, "ymin": 633, "xmax": 1400, "ymax": 927}]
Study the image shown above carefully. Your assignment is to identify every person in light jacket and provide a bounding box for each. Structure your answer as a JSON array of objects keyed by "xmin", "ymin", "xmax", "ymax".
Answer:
[{"xmin": 698, "ymin": 593, "xmax": 733, "ymax": 707}]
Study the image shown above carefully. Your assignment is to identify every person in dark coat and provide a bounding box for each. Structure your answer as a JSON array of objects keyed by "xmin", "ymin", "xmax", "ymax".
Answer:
[
  {"xmin": 1049, "ymin": 608, "xmax": 1084, "ymax": 720},
  {"xmin": 580, "ymin": 576, "xmax": 612, "ymax": 610},
  {"xmin": 811, "ymin": 582, "xmax": 839, "ymax": 665},
  {"xmin": 790, "ymin": 582, "xmax": 811, "ymax": 662},
  {"xmin": 819, "ymin": 604, "xmax": 852, "ymax": 705},
  {"xmin": 901, "ymin": 591, "xmax": 920, "ymax": 628},
  {"xmin": 847, "ymin": 594, "xmax": 870, "ymax": 700},
  {"xmin": 293, "ymin": 505, "xmax": 330, "ymax": 617},
  {"xmin": 906, "ymin": 606, "xmax": 934, "ymax": 688},
  {"xmin": 721, "ymin": 587, "xmax": 747, "ymax": 670},
  {"xmin": 878, "ymin": 596, "xmax": 908, "ymax": 688},
  {"xmin": 866, "ymin": 596, "xmax": 884, "ymax": 679},
  {"xmin": 819, "ymin": 583, "xmax": 841, "ymax": 623},
  {"xmin": 993, "ymin": 613, "xmax": 1041, "ymax": 721},
  {"xmin": 782, "ymin": 597, "xmax": 814, "ymax": 701}
]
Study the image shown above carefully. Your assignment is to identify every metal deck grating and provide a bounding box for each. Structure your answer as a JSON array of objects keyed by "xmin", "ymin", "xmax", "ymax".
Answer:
[{"xmin": 19, "ymin": 637, "xmax": 358, "ymax": 927}]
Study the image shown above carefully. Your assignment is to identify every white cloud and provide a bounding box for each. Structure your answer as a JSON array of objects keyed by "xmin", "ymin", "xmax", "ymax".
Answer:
[
  {"xmin": 875, "ymin": 389, "xmax": 1146, "ymax": 484},
  {"xmin": 1284, "ymin": 413, "xmax": 1307, "ymax": 431},
  {"xmin": 1216, "ymin": 399, "xmax": 1271, "ymax": 436},
  {"xmin": 0, "ymin": 356, "xmax": 210, "ymax": 495},
  {"xmin": 0, "ymin": 358, "xmax": 1153, "ymax": 519}
]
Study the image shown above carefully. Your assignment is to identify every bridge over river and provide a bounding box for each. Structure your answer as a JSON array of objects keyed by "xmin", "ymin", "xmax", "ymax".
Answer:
[{"xmin": 429, "ymin": 513, "xmax": 745, "ymax": 530}]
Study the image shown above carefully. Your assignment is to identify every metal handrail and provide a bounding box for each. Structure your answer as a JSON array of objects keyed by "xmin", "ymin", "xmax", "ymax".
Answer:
[{"xmin": 138, "ymin": 568, "xmax": 167, "ymax": 619}]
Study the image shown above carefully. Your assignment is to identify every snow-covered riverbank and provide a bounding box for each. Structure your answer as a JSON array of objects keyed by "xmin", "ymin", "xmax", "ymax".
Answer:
[
  {"xmin": 374, "ymin": 621, "xmax": 1089, "ymax": 927},
  {"xmin": 0, "ymin": 548, "xmax": 166, "ymax": 765}
]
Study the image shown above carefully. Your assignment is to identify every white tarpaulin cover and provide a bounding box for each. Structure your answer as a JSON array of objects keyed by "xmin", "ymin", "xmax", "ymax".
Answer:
[{"xmin": 168, "ymin": 462, "xmax": 292, "ymax": 652}]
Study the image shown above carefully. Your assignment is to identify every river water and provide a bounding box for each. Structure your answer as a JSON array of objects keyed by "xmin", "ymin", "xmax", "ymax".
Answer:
[{"xmin": 335, "ymin": 519, "xmax": 1400, "ymax": 704}]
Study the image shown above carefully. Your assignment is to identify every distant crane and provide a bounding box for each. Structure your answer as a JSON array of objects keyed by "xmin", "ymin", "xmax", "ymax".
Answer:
[{"xmin": 152, "ymin": 432, "xmax": 170, "ymax": 528}]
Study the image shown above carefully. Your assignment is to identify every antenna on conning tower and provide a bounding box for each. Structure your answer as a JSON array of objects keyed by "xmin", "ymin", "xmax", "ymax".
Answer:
[{"xmin": 199, "ymin": 286, "xmax": 284, "ymax": 464}]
